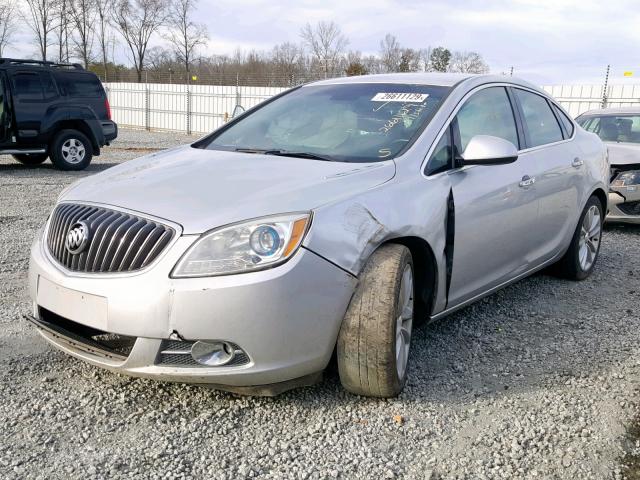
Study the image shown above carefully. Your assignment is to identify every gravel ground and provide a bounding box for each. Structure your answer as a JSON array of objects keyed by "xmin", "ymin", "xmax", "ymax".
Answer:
[{"xmin": 1, "ymin": 129, "xmax": 640, "ymax": 479}]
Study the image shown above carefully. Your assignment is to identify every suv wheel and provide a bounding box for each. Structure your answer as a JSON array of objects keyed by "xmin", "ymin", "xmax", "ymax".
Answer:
[
  {"xmin": 337, "ymin": 244, "xmax": 414, "ymax": 397},
  {"xmin": 554, "ymin": 195, "xmax": 603, "ymax": 280},
  {"xmin": 50, "ymin": 129, "xmax": 93, "ymax": 171},
  {"xmin": 12, "ymin": 153, "xmax": 48, "ymax": 165}
]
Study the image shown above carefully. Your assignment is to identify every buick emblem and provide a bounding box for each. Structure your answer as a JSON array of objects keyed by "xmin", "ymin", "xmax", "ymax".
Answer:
[{"xmin": 65, "ymin": 221, "xmax": 91, "ymax": 255}]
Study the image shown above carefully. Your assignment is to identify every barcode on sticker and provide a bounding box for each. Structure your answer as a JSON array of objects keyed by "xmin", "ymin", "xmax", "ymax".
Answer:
[{"xmin": 371, "ymin": 92, "xmax": 429, "ymax": 102}]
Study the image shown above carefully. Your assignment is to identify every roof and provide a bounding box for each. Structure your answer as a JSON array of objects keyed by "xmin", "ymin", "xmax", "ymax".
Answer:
[
  {"xmin": 579, "ymin": 107, "xmax": 640, "ymax": 116},
  {"xmin": 305, "ymin": 72, "xmax": 545, "ymax": 94},
  {"xmin": 307, "ymin": 72, "xmax": 477, "ymax": 87}
]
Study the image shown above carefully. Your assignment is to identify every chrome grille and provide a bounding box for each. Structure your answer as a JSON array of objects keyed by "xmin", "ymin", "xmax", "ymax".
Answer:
[
  {"xmin": 47, "ymin": 203, "xmax": 175, "ymax": 273},
  {"xmin": 156, "ymin": 340, "xmax": 250, "ymax": 368}
]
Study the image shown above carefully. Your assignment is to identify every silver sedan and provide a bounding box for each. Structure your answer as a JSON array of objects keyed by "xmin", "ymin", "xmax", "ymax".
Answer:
[
  {"xmin": 27, "ymin": 73, "xmax": 608, "ymax": 397},
  {"xmin": 577, "ymin": 107, "xmax": 640, "ymax": 224}
]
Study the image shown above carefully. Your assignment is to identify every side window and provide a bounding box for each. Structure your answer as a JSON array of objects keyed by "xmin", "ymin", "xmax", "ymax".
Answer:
[
  {"xmin": 514, "ymin": 89, "xmax": 563, "ymax": 147},
  {"xmin": 40, "ymin": 72, "xmax": 58, "ymax": 100},
  {"xmin": 552, "ymin": 104, "xmax": 574, "ymax": 137},
  {"xmin": 12, "ymin": 72, "xmax": 44, "ymax": 101},
  {"xmin": 425, "ymin": 127, "xmax": 452, "ymax": 176},
  {"xmin": 455, "ymin": 87, "xmax": 519, "ymax": 152},
  {"xmin": 579, "ymin": 117, "xmax": 599, "ymax": 133}
]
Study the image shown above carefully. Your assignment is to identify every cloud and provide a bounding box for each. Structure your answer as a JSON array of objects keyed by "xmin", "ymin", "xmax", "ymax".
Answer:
[{"xmin": 5, "ymin": 0, "xmax": 636, "ymax": 84}]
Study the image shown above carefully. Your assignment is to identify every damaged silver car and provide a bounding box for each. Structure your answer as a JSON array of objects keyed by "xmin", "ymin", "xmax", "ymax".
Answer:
[
  {"xmin": 577, "ymin": 108, "xmax": 640, "ymax": 224},
  {"xmin": 28, "ymin": 73, "xmax": 608, "ymax": 397}
]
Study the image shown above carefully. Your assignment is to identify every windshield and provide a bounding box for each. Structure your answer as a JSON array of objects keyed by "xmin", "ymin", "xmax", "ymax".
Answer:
[
  {"xmin": 200, "ymin": 83, "xmax": 450, "ymax": 162},
  {"xmin": 577, "ymin": 114, "xmax": 640, "ymax": 144}
]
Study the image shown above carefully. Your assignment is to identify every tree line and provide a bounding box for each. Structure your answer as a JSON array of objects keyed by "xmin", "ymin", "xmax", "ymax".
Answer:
[{"xmin": 0, "ymin": 0, "xmax": 490, "ymax": 86}]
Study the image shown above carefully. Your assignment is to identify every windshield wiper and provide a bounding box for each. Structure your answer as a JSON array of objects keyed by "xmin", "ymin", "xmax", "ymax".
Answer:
[
  {"xmin": 263, "ymin": 150, "xmax": 337, "ymax": 162},
  {"xmin": 234, "ymin": 147, "xmax": 337, "ymax": 162}
]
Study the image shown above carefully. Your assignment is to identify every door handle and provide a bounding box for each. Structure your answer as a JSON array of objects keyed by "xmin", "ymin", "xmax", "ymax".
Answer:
[
  {"xmin": 572, "ymin": 157, "xmax": 584, "ymax": 168},
  {"xmin": 519, "ymin": 175, "xmax": 535, "ymax": 188}
]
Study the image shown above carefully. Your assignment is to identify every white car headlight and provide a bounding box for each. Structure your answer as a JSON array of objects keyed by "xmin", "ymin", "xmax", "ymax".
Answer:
[{"xmin": 171, "ymin": 213, "xmax": 312, "ymax": 278}]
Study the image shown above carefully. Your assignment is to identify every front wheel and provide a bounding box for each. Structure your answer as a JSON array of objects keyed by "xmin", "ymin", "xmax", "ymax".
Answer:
[
  {"xmin": 337, "ymin": 244, "xmax": 414, "ymax": 397},
  {"xmin": 554, "ymin": 196, "xmax": 604, "ymax": 280},
  {"xmin": 49, "ymin": 129, "xmax": 93, "ymax": 171},
  {"xmin": 12, "ymin": 153, "xmax": 48, "ymax": 165}
]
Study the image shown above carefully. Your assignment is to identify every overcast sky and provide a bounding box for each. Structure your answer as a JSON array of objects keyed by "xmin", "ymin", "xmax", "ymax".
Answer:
[{"xmin": 6, "ymin": 0, "xmax": 638, "ymax": 85}]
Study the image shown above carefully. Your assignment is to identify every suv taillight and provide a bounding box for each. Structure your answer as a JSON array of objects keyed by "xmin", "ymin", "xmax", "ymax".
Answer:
[{"xmin": 105, "ymin": 98, "xmax": 111, "ymax": 120}]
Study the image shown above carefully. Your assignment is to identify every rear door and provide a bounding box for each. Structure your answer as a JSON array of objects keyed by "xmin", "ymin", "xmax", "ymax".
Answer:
[
  {"xmin": 446, "ymin": 86, "xmax": 540, "ymax": 307},
  {"xmin": 510, "ymin": 88, "xmax": 582, "ymax": 263}
]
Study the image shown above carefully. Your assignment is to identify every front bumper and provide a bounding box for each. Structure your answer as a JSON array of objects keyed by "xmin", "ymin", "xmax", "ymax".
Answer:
[
  {"xmin": 28, "ymin": 229, "xmax": 357, "ymax": 388},
  {"xmin": 608, "ymin": 190, "xmax": 640, "ymax": 224}
]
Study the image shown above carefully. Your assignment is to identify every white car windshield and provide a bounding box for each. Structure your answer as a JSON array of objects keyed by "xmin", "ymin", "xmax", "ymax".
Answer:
[
  {"xmin": 201, "ymin": 83, "xmax": 450, "ymax": 162},
  {"xmin": 578, "ymin": 114, "xmax": 640, "ymax": 144}
]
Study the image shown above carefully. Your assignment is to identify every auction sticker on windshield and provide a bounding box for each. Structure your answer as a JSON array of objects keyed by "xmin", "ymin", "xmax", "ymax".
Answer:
[{"xmin": 371, "ymin": 92, "xmax": 429, "ymax": 102}]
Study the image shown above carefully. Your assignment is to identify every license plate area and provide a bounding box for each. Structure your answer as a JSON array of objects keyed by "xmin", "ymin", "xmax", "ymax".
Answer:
[{"xmin": 37, "ymin": 276, "xmax": 108, "ymax": 331}]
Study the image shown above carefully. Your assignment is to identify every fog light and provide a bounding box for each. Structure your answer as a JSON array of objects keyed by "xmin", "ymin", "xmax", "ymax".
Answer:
[{"xmin": 191, "ymin": 341, "xmax": 235, "ymax": 366}]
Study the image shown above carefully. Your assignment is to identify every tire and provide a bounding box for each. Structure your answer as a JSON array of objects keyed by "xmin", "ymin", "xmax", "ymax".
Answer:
[
  {"xmin": 12, "ymin": 153, "xmax": 48, "ymax": 165},
  {"xmin": 49, "ymin": 129, "xmax": 93, "ymax": 171},
  {"xmin": 554, "ymin": 196, "xmax": 604, "ymax": 280},
  {"xmin": 337, "ymin": 244, "xmax": 414, "ymax": 397}
]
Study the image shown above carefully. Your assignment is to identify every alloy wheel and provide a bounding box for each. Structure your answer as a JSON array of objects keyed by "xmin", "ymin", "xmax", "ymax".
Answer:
[
  {"xmin": 395, "ymin": 264, "xmax": 414, "ymax": 380},
  {"xmin": 578, "ymin": 205, "xmax": 601, "ymax": 271},
  {"xmin": 61, "ymin": 138, "xmax": 86, "ymax": 164}
]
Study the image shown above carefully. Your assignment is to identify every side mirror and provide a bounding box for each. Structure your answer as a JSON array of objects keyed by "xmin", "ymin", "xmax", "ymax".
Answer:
[
  {"xmin": 231, "ymin": 105, "xmax": 245, "ymax": 118},
  {"xmin": 460, "ymin": 135, "xmax": 518, "ymax": 166}
]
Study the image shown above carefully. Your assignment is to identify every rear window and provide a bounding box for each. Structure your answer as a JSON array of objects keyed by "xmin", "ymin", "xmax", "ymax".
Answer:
[
  {"xmin": 553, "ymin": 104, "xmax": 574, "ymax": 137},
  {"xmin": 60, "ymin": 73, "xmax": 103, "ymax": 97}
]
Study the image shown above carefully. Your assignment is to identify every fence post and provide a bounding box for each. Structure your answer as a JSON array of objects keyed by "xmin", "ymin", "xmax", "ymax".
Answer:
[
  {"xmin": 145, "ymin": 87, "xmax": 150, "ymax": 131},
  {"xmin": 602, "ymin": 64, "xmax": 610, "ymax": 108},
  {"xmin": 235, "ymin": 73, "xmax": 242, "ymax": 109},
  {"xmin": 186, "ymin": 87, "xmax": 191, "ymax": 135}
]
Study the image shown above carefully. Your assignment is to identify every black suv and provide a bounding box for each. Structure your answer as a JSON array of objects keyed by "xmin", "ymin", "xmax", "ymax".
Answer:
[{"xmin": 0, "ymin": 58, "xmax": 117, "ymax": 170}]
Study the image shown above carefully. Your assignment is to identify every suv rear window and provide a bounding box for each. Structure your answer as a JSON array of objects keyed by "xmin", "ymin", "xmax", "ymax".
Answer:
[{"xmin": 60, "ymin": 73, "xmax": 103, "ymax": 97}]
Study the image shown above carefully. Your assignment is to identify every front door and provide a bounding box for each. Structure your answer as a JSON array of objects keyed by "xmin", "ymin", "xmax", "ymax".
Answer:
[{"xmin": 446, "ymin": 86, "xmax": 539, "ymax": 307}]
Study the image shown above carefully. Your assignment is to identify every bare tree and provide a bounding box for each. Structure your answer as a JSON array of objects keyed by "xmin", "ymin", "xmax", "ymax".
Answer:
[
  {"xmin": 379, "ymin": 33, "xmax": 401, "ymax": 72},
  {"xmin": 112, "ymin": 0, "xmax": 168, "ymax": 82},
  {"xmin": 69, "ymin": 0, "xmax": 96, "ymax": 68},
  {"xmin": 53, "ymin": 0, "xmax": 71, "ymax": 62},
  {"xmin": 271, "ymin": 41, "xmax": 302, "ymax": 83},
  {"xmin": 165, "ymin": 0, "xmax": 207, "ymax": 78},
  {"xmin": 94, "ymin": 0, "xmax": 112, "ymax": 79},
  {"xmin": 398, "ymin": 48, "xmax": 420, "ymax": 72},
  {"xmin": 449, "ymin": 51, "xmax": 489, "ymax": 74},
  {"xmin": 300, "ymin": 21, "xmax": 348, "ymax": 78},
  {"xmin": 23, "ymin": 0, "xmax": 59, "ymax": 60},
  {"xmin": 0, "ymin": 0, "xmax": 17, "ymax": 57}
]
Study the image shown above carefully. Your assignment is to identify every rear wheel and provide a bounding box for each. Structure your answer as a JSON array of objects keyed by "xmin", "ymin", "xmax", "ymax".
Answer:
[
  {"xmin": 337, "ymin": 244, "xmax": 414, "ymax": 397},
  {"xmin": 49, "ymin": 129, "xmax": 93, "ymax": 171},
  {"xmin": 554, "ymin": 196, "xmax": 603, "ymax": 280},
  {"xmin": 12, "ymin": 153, "xmax": 48, "ymax": 165}
]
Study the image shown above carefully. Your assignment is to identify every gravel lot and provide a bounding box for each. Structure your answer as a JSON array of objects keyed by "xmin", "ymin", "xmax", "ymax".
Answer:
[{"xmin": 1, "ymin": 129, "xmax": 640, "ymax": 479}]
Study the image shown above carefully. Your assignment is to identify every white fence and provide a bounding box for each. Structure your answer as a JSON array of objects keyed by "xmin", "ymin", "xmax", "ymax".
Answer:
[
  {"xmin": 104, "ymin": 82, "xmax": 286, "ymax": 134},
  {"xmin": 542, "ymin": 84, "xmax": 640, "ymax": 117},
  {"xmin": 104, "ymin": 81, "xmax": 640, "ymax": 135}
]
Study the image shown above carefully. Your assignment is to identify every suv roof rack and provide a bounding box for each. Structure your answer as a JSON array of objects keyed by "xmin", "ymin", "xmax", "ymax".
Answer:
[{"xmin": 0, "ymin": 58, "xmax": 84, "ymax": 70}]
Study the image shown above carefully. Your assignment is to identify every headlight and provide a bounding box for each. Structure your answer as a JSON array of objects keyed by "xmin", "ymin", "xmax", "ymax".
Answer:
[
  {"xmin": 612, "ymin": 170, "xmax": 640, "ymax": 188},
  {"xmin": 171, "ymin": 213, "xmax": 311, "ymax": 278}
]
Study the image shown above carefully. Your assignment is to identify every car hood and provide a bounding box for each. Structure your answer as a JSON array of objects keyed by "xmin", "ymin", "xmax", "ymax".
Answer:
[
  {"xmin": 62, "ymin": 146, "xmax": 396, "ymax": 234},
  {"xmin": 607, "ymin": 142, "xmax": 640, "ymax": 166}
]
